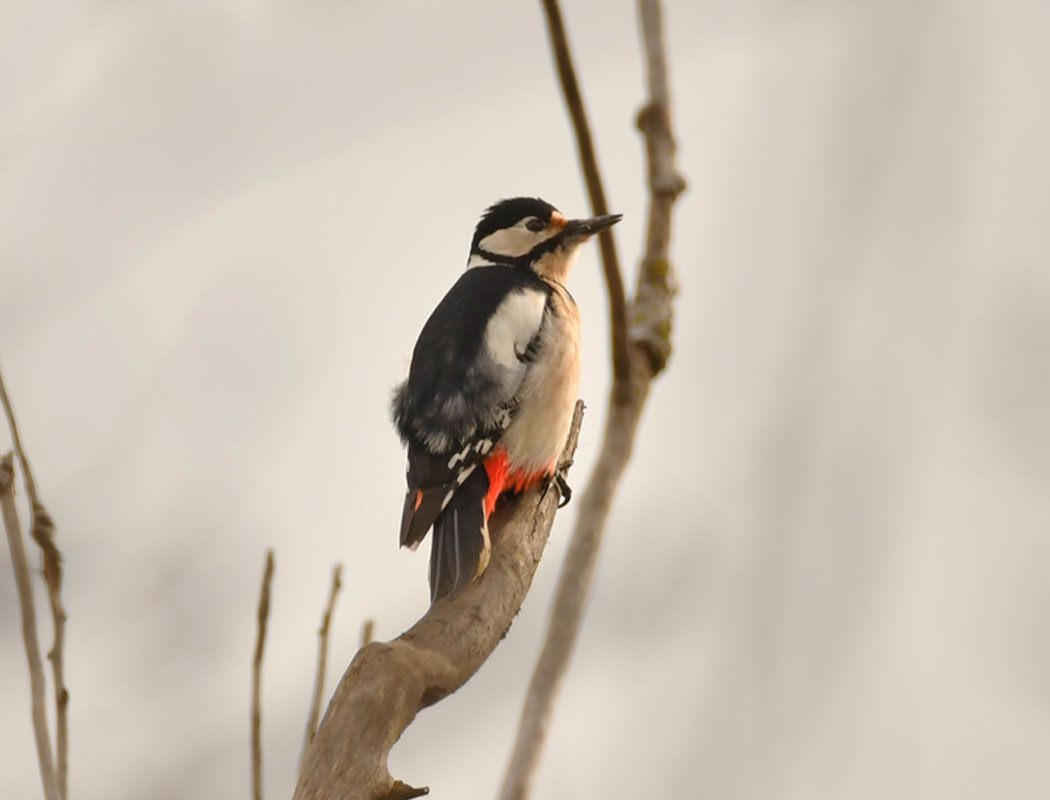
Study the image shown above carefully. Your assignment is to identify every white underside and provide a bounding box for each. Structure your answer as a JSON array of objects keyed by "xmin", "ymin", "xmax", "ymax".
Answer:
[{"xmin": 500, "ymin": 281, "xmax": 580, "ymax": 474}]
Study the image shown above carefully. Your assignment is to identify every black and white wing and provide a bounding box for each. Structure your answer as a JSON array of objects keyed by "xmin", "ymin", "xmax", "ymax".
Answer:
[{"xmin": 391, "ymin": 265, "xmax": 550, "ymax": 598}]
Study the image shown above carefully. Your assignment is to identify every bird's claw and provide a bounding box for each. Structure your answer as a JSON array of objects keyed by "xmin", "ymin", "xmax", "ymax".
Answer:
[
  {"xmin": 554, "ymin": 468, "xmax": 572, "ymax": 508},
  {"xmin": 540, "ymin": 463, "xmax": 573, "ymax": 508}
]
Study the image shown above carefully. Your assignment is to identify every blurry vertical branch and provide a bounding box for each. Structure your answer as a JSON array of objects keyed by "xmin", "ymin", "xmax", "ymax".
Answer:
[
  {"xmin": 499, "ymin": 1, "xmax": 685, "ymax": 798},
  {"xmin": 1, "ymin": 455, "xmax": 60, "ymax": 800},
  {"xmin": 537, "ymin": 0, "xmax": 630, "ymax": 387},
  {"xmin": 1, "ymin": 369, "xmax": 69, "ymax": 800},
  {"xmin": 252, "ymin": 550, "xmax": 275, "ymax": 800}
]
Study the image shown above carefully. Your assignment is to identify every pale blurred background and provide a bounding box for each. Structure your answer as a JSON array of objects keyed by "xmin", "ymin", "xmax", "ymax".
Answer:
[{"xmin": 2, "ymin": 1, "xmax": 1049, "ymax": 798}]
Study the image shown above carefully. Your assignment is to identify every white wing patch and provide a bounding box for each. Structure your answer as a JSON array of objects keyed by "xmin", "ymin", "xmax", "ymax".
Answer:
[
  {"xmin": 484, "ymin": 289, "xmax": 547, "ymax": 371},
  {"xmin": 448, "ymin": 442, "xmax": 473, "ymax": 469}
]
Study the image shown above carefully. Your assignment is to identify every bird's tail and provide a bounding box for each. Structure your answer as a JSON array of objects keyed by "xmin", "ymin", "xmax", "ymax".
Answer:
[{"xmin": 429, "ymin": 467, "xmax": 491, "ymax": 603}]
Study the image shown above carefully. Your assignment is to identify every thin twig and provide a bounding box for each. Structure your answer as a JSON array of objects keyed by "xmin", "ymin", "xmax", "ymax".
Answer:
[
  {"xmin": 0, "ymin": 369, "xmax": 68, "ymax": 798},
  {"xmin": 2, "ymin": 453, "xmax": 62, "ymax": 800},
  {"xmin": 539, "ymin": 0, "xmax": 631, "ymax": 390},
  {"xmin": 0, "ymin": 370, "xmax": 43, "ymax": 505},
  {"xmin": 500, "ymin": 3, "xmax": 684, "ymax": 798},
  {"xmin": 360, "ymin": 618, "xmax": 375, "ymax": 648},
  {"xmin": 251, "ymin": 550, "xmax": 275, "ymax": 800},
  {"xmin": 299, "ymin": 563, "xmax": 343, "ymax": 778}
]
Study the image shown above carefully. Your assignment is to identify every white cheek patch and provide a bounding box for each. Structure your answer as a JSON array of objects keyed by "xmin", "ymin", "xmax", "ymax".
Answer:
[
  {"xmin": 484, "ymin": 289, "xmax": 547, "ymax": 369},
  {"xmin": 479, "ymin": 225, "xmax": 559, "ymax": 258}
]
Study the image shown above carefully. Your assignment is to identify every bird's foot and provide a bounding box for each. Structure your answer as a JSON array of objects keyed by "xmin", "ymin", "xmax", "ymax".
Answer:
[
  {"xmin": 554, "ymin": 458, "xmax": 573, "ymax": 508},
  {"xmin": 541, "ymin": 459, "xmax": 573, "ymax": 508},
  {"xmin": 555, "ymin": 473, "xmax": 572, "ymax": 508}
]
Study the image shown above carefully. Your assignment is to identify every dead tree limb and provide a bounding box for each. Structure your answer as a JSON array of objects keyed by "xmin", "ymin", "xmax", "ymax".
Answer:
[
  {"xmin": 499, "ymin": 2, "xmax": 685, "ymax": 798},
  {"xmin": 299, "ymin": 563, "xmax": 344, "ymax": 778},
  {"xmin": 1, "ymin": 370, "xmax": 69, "ymax": 798},
  {"xmin": 2, "ymin": 453, "xmax": 62, "ymax": 800},
  {"xmin": 292, "ymin": 402, "xmax": 585, "ymax": 800},
  {"xmin": 252, "ymin": 550, "xmax": 275, "ymax": 800}
]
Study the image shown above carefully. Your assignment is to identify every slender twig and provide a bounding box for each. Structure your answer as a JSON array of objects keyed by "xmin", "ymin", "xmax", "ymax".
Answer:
[
  {"xmin": 539, "ymin": 0, "xmax": 631, "ymax": 390},
  {"xmin": 2, "ymin": 453, "xmax": 62, "ymax": 800},
  {"xmin": 299, "ymin": 563, "xmax": 343, "ymax": 778},
  {"xmin": 499, "ymin": 3, "xmax": 684, "ymax": 798},
  {"xmin": 0, "ymin": 369, "xmax": 68, "ymax": 798},
  {"xmin": 293, "ymin": 404, "xmax": 584, "ymax": 800},
  {"xmin": 360, "ymin": 618, "xmax": 375, "ymax": 648},
  {"xmin": 251, "ymin": 550, "xmax": 275, "ymax": 800},
  {"xmin": 0, "ymin": 370, "xmax": 43, "ymax": 504}
]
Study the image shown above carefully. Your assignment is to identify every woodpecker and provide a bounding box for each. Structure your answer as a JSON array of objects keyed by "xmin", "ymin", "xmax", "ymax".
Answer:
[{"xmin": 392, "ymin": 197, "xmax": 622, "ymax": 602}]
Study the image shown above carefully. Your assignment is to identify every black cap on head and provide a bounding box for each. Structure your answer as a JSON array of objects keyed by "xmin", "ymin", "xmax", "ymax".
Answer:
[{"xmin": 471, "ymin": 197, "xmax": 559, "ymax": 252}]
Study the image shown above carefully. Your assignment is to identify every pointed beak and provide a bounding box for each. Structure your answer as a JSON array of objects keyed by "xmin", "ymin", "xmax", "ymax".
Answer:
[{"xmin": 563, "ymin": 213, "xmax": 623, "ymax": 239}]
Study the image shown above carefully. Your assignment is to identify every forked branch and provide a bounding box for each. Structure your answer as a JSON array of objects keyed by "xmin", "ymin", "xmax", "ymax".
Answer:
[
  {"xmin": 2, "ymin": 454, "xmax": 61, "ymax": 800},
  {"xmin": 1, "ymin": 369, "xmax": 69, "ymax": 798}
]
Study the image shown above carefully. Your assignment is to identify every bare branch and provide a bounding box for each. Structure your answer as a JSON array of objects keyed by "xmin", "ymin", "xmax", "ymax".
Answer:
[
  {"xmin": 539, "ymin": 0, "xmax": 631, "ymax": 390},
  {"xmin": 251, "ymin": 550, "xmax": 275, "ymax": 800},
  {"xmin": 299, "ymin": 563, "xmax": 343, "ymax": 779},
  {"xmin": 500, "ymin": 3, "xmax": 684, "ymax": 798},
  {"xmin": 631, "ymin": 0, "xmax": 686, "ymax": 373},
  {"xmin": 0, "ymin": 370, "xmax": 44, "ymax": 505},
  {"xmin": 499, "ymin": 382, "xmax": 646, "ymax": 800},
  {"xmin": 293, "ymin": 403, "xmax": 584, "ymax": 800},
  {"xmin": 1, "ymin": 369, "xmax": 69, "ymax": 798},
  {"xmin": 2, "ymin": 453, "xmax": 61, "ymax": 800}
]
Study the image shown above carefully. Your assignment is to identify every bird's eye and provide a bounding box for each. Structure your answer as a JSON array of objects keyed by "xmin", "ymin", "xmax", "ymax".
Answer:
[{"xmin": 525, "ymin": 218, "xmax": 546, "ymax": 232}]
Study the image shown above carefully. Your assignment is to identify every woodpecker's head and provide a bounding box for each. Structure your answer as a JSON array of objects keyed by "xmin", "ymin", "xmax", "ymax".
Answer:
[{"xmin": 468, "ymin": 197, "xmax": 622, "ymax": 281}]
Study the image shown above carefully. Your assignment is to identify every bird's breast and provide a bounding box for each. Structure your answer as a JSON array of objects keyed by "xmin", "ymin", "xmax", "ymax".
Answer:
[{"xmin": 500, "ymin": 283, "xmax": 580, "ymax": 474}]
